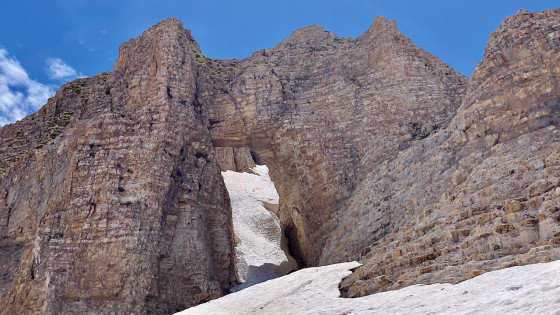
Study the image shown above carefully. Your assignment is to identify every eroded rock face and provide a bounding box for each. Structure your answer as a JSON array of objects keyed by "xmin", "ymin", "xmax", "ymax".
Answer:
[
  {"xmin": 339, "ymin": 9, "xmax": 560, "ymax": 297},
  {"xmin": 1, "ymin": 8, "xmax": 560, "ymax": 314},
  {"xmin": 201, "ymin": 16, "xmax": 467, "ymax": 267},
  {"xmin": 215, "ymin": 147, "xmax": 255, "ymax": 172},
  {"xmin": 0, "ymin": 19, "xmax": 236, "ymax": 314}
]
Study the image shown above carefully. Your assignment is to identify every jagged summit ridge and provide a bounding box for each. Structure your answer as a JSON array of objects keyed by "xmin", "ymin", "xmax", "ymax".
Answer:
[
  {"xmin": 359, "ymin": 15, "xmax": 399, "ymax": 38},
  {"xmin": 276, "ymin": 24, "xmax": 343, "ymax": 50},
  {"xmin": 114, "ymin": 16, "xmax": 198, "ymax": 71}
]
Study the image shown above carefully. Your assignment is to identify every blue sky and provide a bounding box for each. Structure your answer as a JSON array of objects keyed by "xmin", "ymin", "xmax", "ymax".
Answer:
[{"xmin": 0, "ymin": 0, "xmax": 558, "ymax": 126}]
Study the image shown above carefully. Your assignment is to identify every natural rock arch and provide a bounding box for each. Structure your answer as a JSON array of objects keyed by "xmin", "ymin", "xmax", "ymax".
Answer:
[
  {"xmin": 2, "ymin": 9, "xmax": 560, "ymax": 314},
  {"xmin": 201, "ymin": 17, "xmax": 466, "ymax": 267}
]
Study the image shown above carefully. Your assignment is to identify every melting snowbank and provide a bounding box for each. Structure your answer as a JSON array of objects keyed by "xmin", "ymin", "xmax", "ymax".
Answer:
[
  {"xmin": 180, "ymin": 259, "xmax": 560, "ymax": 314},
  {"xmin": 221, "ymin": 165, "xmax": 297, "ymax": 291}
]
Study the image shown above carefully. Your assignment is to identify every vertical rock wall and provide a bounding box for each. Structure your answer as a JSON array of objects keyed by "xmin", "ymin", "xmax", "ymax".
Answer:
[
  {"xmin": 215, "ymin": 147, "xmax": 256, "ymax": 172},
  {"xmin": 202, "ymin": 17, "xmax": 467, "ymax": 266},
  {"xmin": 0, "ymin": 19, "xmax": 236, "ymax": 314},
  {"xmin": 1, "ymin": 8, "xmax": 560, "ymax": 313}
]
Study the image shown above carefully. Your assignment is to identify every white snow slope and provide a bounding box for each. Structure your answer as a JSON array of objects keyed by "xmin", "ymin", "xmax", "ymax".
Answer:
[
  {"xmin": 180, "ymin": 259, "xmax": 560, "ymax": 314},
  {"xmin": 222, "ymin": 165, "xmax": 296, "ymax": 291}
]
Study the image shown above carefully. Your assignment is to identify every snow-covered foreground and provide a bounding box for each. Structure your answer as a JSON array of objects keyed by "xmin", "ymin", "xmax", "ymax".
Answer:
[
  {"xmin": 179, "ymin": 259, "xmax": 560, "ymax": 314},
  {"xmin": 222, "ymin": 165, "xmax": 296, "ymax": 291},
  {"xmin": 183, "ymin": 165, "xmax": 560, "ymax": 314}
]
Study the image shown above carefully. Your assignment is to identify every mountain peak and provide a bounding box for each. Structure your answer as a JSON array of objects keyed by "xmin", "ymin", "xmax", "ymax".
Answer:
[
  {"xmin": 3, "ymin": 10, "xmax": 560, "ymax": 314},
  {"xmin": 276, "ymin": 24, "xmax": 342, "ymax": 50},
  {"xmin": 371, "ymin": 15, "xmax": 398, "ymax": 29},
  {"xmin": 357, "ymin": 15, "xmax": 400, "ymax": 42},
  {"xmin": 151, "ymin": 17, "xmax": 184, "ymax": 31},
  {"xmin": 114, "ymin": 16, "xmax": 197, "ymax": 71}
]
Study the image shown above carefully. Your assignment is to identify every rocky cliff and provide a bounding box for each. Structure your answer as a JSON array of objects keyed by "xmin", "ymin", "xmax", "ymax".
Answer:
[
  {"xmin": 202, "ymin": 16, "xmax": 467, "ymax": 268},
  {"xmin": 1, "ymin": 8, "xmax": 559, "ymax": 314},
  {"xmin": 340, "ymin": 8, "xmax": 560, "ymax": 297},
  {"xmin": 0, "ymin": 20, "xmax": 236, "ymax": 314}
]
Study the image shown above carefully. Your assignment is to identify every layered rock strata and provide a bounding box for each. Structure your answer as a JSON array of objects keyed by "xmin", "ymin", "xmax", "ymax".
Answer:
[
  {"xmin": 0, "ymin": 19, "xmax": 236, "ymax": 314},
  {"xmin": 214, "ymin": 147, "xmax": 255, "ymax": 172},
  {"xmin": 0, "ymin": 8, "xmax": 559, "ymax": 314},
  {"xmin": 340, "ymin": 8, "xmax": 560, "ymax": 296},
  {"xmin": 201, "ymin": 16, "xmax": 467, "ymax": 267}
]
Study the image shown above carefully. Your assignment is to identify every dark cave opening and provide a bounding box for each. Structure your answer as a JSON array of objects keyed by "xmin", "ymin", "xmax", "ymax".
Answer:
[
  {"xmin": 249, "ymin": 149, "xmax": 264, "ymax": 165},
  {"xmin": 283, "ymin": 223, "xmax": 307, "ymax": 269}
]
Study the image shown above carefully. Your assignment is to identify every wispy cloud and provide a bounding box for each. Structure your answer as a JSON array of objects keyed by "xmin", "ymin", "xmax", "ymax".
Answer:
[
  {"xmin": 45, "ymin": 57, "xmax": 79, "ymax": 80},
  {"xmin": 0, "ymin": 48, "xmax": 55, "ymax": 126}
]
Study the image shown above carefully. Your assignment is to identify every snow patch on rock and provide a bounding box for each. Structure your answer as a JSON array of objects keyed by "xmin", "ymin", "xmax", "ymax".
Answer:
[
  {"xmin": 222, "ymin": 165, "xmax": 297, "ymax": 291},
  {"xmin": 180, "ymin": 259, "xmax": 560, "ymax": 314}
]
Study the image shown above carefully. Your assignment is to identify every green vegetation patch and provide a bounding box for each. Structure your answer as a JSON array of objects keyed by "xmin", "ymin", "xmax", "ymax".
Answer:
[
  {"xmin": 96, "ymin": 72, "xmax": 110, "ymax": 80},
  {"xmin": 72, "ymin": 83, "xmax": 87, "ymax": 93}
]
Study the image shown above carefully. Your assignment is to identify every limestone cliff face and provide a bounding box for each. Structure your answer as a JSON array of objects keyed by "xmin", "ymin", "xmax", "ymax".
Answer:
[
  {"xmin": 0, "ymin": 8, "xmax": 559, "ymax": 314},
  {"xmin": 202, "ymin": 16, "xmax": 467, "ymax": 267},
  {"xmin": 0, "ymin": 19, "xmax": 236, "ymax": 314},
  {"xmin": 340, "ymin": 8, "xmax": 560, "ymax": 297}
]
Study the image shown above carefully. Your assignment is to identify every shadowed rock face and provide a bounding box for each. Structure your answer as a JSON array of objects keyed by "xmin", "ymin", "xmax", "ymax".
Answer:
[{"xmin": 1, "ymin": 8, "xmax": 560, "ymax": 313}]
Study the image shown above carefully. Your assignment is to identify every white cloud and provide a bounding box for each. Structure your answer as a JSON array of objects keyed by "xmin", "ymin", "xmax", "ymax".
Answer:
[
  {"xmin": 45, "ymin": 57, "xmax": 78, "ymax": 80},
  {"xmin": 0, "ymin": 48, "xmax": 55, "ymax": 126}
]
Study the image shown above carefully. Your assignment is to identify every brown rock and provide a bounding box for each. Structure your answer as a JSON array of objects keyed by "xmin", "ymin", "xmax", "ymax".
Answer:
[
  {"xmin": 538, "ymin": 214, "xmax": 549, "ymax": 222},
  {"xmin": 502, "ymin": 213, "xmax": 516, "ymax": 223},
  {"xmin": 204, "ymin": 16, "xmax": 467, "ymax": 267},
  {"xmin": 0, "ymin": 18, "xmax": 236, "ymax": 314},
  {"xmin": 215, "ymin": 147, "xmax": 256, "ymax": 172},
  {"xmin": 397, "ymin": 274, "xmax": 411, "ymax": 281},
  {"xmin": 504, "ymin": 200, "xmax": 524, "ymax": 213},
  {"xmin": 232, "ymin": 147, "xmax": 256, "ymax": 172},
  {"xmin": 2, "ymin": 8, "xmax": 560, "ymax": 313},
  {"xmin": 215, "ymin": 147, "xmax": 236, "ymax": 171},
  {"xmin": 521, "ymin": 219, "xmax": 538, "ymax": 227},
  {"xmin": 466, "ymin": 270, "xmax": 485, "ymax": 279},
  {"xmin": 340, "ymin": 8, "xmax": 560, "ymax": 298}
]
